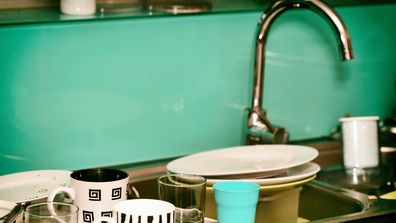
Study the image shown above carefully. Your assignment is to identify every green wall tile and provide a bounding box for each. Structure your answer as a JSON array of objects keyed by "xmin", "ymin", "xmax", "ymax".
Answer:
[{"xmin": 0, "ymin": 4, "xmax": 395, "ymax": 174}]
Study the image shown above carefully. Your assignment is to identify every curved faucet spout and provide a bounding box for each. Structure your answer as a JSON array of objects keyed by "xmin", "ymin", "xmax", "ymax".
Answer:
[{"xmin": 247, "ymin": 0, "xmax": 354, "ymax": 144}]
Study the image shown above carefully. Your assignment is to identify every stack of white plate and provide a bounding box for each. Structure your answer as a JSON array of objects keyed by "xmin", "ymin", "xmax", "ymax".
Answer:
[
  {"xmin": 0, "ymin": 170, "xmax": 71, "ymax": 223},
  {"xmin": 166, "ymin": 145, "xmax": 320, "ymax": 223},
  {"xmin": 167, "ymin": 145, "xmax": 320, "ymax": 187}
]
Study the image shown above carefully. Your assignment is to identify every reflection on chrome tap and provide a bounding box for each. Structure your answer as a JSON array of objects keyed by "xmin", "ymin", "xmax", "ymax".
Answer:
[{"xmin": 247, "ymin": 0, "xmax": 354, "ymax": 145}]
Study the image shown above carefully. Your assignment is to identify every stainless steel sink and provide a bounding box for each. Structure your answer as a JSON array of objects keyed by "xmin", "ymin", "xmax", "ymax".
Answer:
[
  {"xmin": 299, "ymin": 182, "xmax": 365, "ymax": 221},
  {"xmin": 125, "ymin": 165, "xmax": 396, "ymax": 222}
]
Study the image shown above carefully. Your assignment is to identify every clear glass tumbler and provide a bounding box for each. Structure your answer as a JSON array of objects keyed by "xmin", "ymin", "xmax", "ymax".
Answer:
[
  {"xmin": 158, "ymin": 174, "xmax": 206, "ymax": 223},
  {"xmin": 25, "ymin": 202, "xmax": 78, "ymax": 223}
]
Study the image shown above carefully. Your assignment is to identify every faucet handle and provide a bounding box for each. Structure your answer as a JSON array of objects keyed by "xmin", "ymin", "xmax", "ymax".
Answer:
[
  {"xmin": 247, "ymin": 126, "xmax": 289, "ymax": 145},
  {"xmin": 247, "ymin": 107, "xmax": 289, "ymax": 144},
  {"xmin": 272, "ymin": 127, "xmax": 289, "ymax": 144}
]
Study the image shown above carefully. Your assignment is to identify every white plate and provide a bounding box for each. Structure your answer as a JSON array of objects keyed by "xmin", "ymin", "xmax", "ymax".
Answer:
[
  {"xmin": 0, "ymin": 170, "xmax": 71, "ymax": 203},
  {"xmin": 0, "ymin": 200, "xmax": 23, "ymax": 223},
  {"xmin": 204, "ymin": 217, "xmax": 217, "ymax": 223},
  {"xmin": 0, "ymin": 200, "xmax": 16, "ymax": 219},
  {"xmin": 167, "ymin": 145, "xmax": 318, "ymax": 177},
  {"xmin": 196, "ymin": 168, "xmax": 288, "ymax": 179},
  {"xmin": 206, "ymin": 162, "xmax": 320, "ymax": 186}
]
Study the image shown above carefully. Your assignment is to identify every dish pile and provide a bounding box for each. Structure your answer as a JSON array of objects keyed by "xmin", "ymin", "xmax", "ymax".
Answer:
[
  {"xmin": 0, "ymin": 170, "xmax": 71, "ymax": 204},
  {"xmin": 167, "ymin": 145, "xmax": 320, "ymax": 223},
  {"xmin": 0, "ymin": 170, "xmax": 71, "ymax": 223}
]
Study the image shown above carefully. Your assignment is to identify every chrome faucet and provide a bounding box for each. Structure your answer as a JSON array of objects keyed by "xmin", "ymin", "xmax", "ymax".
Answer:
[{"xmin": 247, "ymin": 0, "xmax": 354, "ymax": 145}]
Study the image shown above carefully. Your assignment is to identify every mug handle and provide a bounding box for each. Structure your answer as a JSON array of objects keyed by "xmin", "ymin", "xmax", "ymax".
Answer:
[
  {"xmin": 94, "ymin": 216, "xmax": 115, "ymax": 223},
  {"xmin": 47, "ymin": 187, "xmax": 75, "ymax": 218},
  {"xmin": 127, "ymin": 184, "xmax": 140, "ymax": 199},
  {"xmin": 47, "ymin": 186, "xmax": 75, "ymax": 203},
  {"xmin": 45, "ymin": 202, "xmax": 68, "ymax": 223}
]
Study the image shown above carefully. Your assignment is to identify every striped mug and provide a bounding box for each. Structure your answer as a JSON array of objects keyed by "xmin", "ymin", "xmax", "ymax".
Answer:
[{"xmin": 95, "ymin": 199, "xmax": 175, "ymax": 223}]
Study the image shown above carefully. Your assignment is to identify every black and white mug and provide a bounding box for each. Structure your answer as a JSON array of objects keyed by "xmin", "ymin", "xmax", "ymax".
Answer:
[
  {"xmin": 95, "ymin": 199, "xmax": 175, "ymax": 223},
  {"xmin": 47, "ymin": 168, "xmax": 129, "ymax": 223}
]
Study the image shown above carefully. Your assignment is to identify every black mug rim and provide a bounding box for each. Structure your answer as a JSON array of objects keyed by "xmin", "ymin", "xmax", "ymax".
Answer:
[{"xmin": 70, "ymin": 168, "xmax": 129, "ymax": 182}]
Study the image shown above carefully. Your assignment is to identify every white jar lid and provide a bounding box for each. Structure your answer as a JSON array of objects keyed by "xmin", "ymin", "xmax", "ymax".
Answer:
[{"xmin": 339, "ymin": 116, "xmax": 379, "ymax": 122}]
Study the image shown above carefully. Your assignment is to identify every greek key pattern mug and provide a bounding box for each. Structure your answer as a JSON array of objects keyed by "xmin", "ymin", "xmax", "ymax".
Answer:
[{"xmin": 47, "ymin": 168, "xmax": 129, "ymax": 223}]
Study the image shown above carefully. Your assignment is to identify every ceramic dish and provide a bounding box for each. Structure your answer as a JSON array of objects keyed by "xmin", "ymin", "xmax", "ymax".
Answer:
[
  {"xmin": 0, "ymin": 170, "xmax": 71, "ymax": 203},
  {"xmin": 167, "ymin": 145, "xmax": 318, "ymax": 178},
  {"xmin": 206, "ymin": 162, "xmax": 320, "ymax": 186},
  {"xmin": 170, "ymin": 168, "xmax": 288, "ymax": 180},
  {"xmin": 206, "ymin": 175, "xmax": 316, "ymax": 194},
  {"xmin": 0, "ymin": 200, "xmax": 23, "ymax": 223},
  {"xmin": 204, "ymin": 217, "xmax": 217, "ymax": 223},
  {"xmin": 0, "ymin": 200, "xmax": 16, "ymax": 219}
]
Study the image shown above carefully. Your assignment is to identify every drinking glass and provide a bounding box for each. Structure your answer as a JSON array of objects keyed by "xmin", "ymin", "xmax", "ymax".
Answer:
[
  {"xmin": 158, "ymin": 174, "xmax": 206, "ymax": 223},
  {"xmin": 25, "ymin": 202, "xmax": 78, "ymax": 223}
]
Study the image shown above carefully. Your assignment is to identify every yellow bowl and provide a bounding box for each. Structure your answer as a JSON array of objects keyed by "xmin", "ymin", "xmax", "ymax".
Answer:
[{"xmin": 206, "ymin": 174, "xmax": 316, "ymax": 194}]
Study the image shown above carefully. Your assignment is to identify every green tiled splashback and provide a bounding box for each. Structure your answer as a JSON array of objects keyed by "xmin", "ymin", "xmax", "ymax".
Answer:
[{"xmin": 0, "ymin": 4, "xmax": 395, "ymax": 174}]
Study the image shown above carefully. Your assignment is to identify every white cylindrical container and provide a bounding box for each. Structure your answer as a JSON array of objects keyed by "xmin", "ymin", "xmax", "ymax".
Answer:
[
  {"xmin": 339, "ymin": 116, "xmax": 380, "ymax": 169},
  {"xmin": 61, "ymin": 0, "xmax": 96, "ymax": 15}
]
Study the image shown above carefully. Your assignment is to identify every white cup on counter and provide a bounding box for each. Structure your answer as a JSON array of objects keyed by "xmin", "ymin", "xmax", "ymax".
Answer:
[
  {"xmin": 339, "ymin": 116, "xmax": 380, "ymax": 169},
  {"xmin": 47, "ymin": 168, "xmax": 129, "ymax": 223},
  {"xmin": 61, "ymin": 0, "xmax": 96, "ymax": 15}
]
